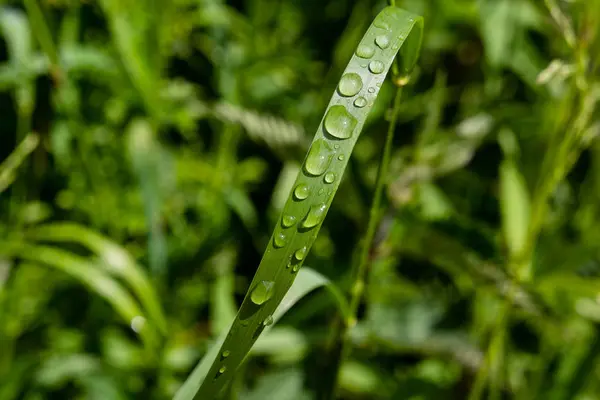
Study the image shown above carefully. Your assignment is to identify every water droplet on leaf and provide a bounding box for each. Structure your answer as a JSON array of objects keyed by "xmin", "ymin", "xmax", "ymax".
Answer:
[
  {"xmin": 282, "ymin": 215, "xmax": 296, "ymax": 228},
  {"xmin": 304, "ymin": 139, "xmax": 333, "ymax": 176},
  {"xmin": 356, "ymin": 44, "xmax": 375, "ymax": 59},
  {"xmin": 338, "ymin": 154, "xmax": 345, "ymax": 161},
  {"xmin": 354, "ymin": 97, "xmax": 367, "ymax": 108},
  {"xmin": 374, "ymin": 17, "xmax": 391, "ymax": 30},
  {"xmin": 368, "ymin": 87, "xmax": 376, "ymax": 94},
  {"xmin": 338, "ymin": 73, "xmax": 363, "ymax": 97},
  {"xmin": 219, "ymin": 367, "xmax": 227, "ymax": 374},
  {"xmin": 324, "ymin": 105, "xmax": 357, "ymax": 140},
  {"xmin": 294, "ymin": 184, "xmax": 310, "ymax": 200},
  {"xmin": 263, "ymin": 315, "xmax": 274, "ymax": 327},
  {"xmin": 292, "ymin": 264, "xmax": 300, "ymax": 273},
  {"xmin": 273, "ymin": 232, "xmax": 287, "ymax": 248},
  {"xmin": 324, "ymin": 172, "xmax": 336, "ymax": 184},
  {"xmin": 302, "ymin": 203, "xmax": 327, "ymax": 229},
  {"xmin": 375, "ymin": 35, "xmax": 390, "ymax": 49},
  {"xmin": 294, "ymin": 246, "xmax": 308, "ymax": 261},
  {"xmin": 369, "ymin": 60, "xmax": 385, "ymax": 74},
  {"xmin": 250, "ymin": 280, "xmax": 275, "ymax": 305},
  {"xmin": 222, "ymin": 350, "xmax": 230, "ymax": 359}
]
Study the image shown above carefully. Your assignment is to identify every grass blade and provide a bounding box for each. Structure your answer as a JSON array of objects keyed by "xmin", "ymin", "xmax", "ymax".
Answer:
[
  {"xmin": 176, "ymin": 6, "xmax": 424, "ymax": 399},
  {"xmin": 25, "ymin": 222, "xmax": 168, "ymax": 335}
]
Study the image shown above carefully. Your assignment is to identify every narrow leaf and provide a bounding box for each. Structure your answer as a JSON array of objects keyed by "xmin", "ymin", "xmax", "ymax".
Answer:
[{"xmin": 176, "ymin": 6, "xmax": 424, "ymax": 399}]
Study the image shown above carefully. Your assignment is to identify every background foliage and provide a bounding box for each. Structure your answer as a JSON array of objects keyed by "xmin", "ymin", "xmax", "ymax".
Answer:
[{"xmin": 0, "ymin": 0, "xmax": 599, "ymax": 399}]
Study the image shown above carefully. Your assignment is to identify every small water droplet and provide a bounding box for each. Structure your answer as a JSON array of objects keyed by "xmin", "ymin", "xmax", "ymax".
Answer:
[
  {"xmin": 294, "ymin": 246, "xmax": 308, "ymax": 261},
  {"xmin": 338, "ymin": 154, "xmax": 345, "ymax": 161},
  {"xmin": 294, "ymin": 184, "xmax": 310, "ymax": 200},
  {"xmin": 273, "ymin": 232, "xmax": 287, "ymax": 248},
  {"xmin": 369, "ymin": 60, "xmax": 385, "ymax": 74},
  {"xmin": 392, "ymin": 44, "xmax": 399, "ymax": 50},
  {"xmin": 374, "ymin": 17, "xmax": 391, "ymax": 30},
  {"xmin": 282, "ymin": 215, "xmax": 297, "ymax": 228},
  {"xmin": 241, "ymin": 319, "xmax": 250, "ymax": 326},
  {"xmin": 361, "ymin": 63, "xmax": 368, "ymax": 68},
  {"xmin": 302, "ymin": 203, "xmax": 327, "ymax": 229},
  {"xmin": 263, "ymin": 315, "xmax": 274, "ymax": 327},
  {"xmin": 324, "ymin": 105, "xmax": 357, "ymax": 140},
  {"xmin": 304, "ymin": 139, "xmax": 333, "ymax": 176},
  {"xmin": 250, "ymin": 280, "xmax": 275, "ymax": 305},
  {"xmin": 375, "ymin": 35, "xmax": 390, "ymax": 49},
  {"xmin": 318, "ymin": 188, "xmax": 325, "ymax": 195},
  {"xmin": 324, "ymin": 172, "xmax": 336, "ymax": 184},
  {"xmin": 292, "ymin": 264, "xmax": 300, "ymax": 273},
  {"xmin": 354, "ymin": 97, "xmax": 368, "ymax": 108},
  {"xmin": 222, "ymin": 350, "xmax": 231, "ymax": 359},
  {"xmin": 219, "ymin": 366, "xmax": 227, "ymax": 374},
  {"xmin": 334, "ymin": 144, "xmax": 340, "ymax": 149},
  {"xmin": 368, "ymin": 87, "xmax": 376, "ymax": 93},
  {"xmin": 356, "ymin": 44, "xmax": 375, "ymax": 59},
  {"xmin": 338, "ymin": 73, "xmax": 363, "ymax": 97}
]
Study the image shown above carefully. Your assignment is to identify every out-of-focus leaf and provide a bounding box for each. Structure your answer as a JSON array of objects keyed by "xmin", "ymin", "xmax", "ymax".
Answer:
[{"xmin": 26, "ymin": 222, "xmax": 167, "ymax": 334}]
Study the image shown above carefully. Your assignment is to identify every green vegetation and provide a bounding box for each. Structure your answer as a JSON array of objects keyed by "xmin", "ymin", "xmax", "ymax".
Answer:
[{"xmin": 1, "ymin": 0, "xmax": 600, "ymax": 399}]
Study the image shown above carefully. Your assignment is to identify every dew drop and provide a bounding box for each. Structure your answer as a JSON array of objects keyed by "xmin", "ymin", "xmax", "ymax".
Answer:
[
  {"xmin": 222, "ymin": 350, "xmax": 231, "ymax": 359},
  {"xmin": 250, "ymin": 280, "xmax": 275, "ymax": 305},
  {"xmin": 338, "ymin": 73, "xmax": 363, "ymax": 97},
  {"xmin": 318, "ymin": 188, "xmax": 325, "ymax": 195},
  {"xmin": 375, "ymin": 35, "xmax": 390, "ymax": 49},
  {"xmin": 334, "ymin": 144, "xmax": 340, "ymax": 149},
  {"xmin": 294, "ymin": 184, "xmax": 310, "ymax": 200},
  {"xmin": 130, "ymin": 316, "xmax": 146, "ymax": 333},
  {"xmin": 304, "ymin": 139, "xmax": 333, "ymax": 176},
  {"xmin": 219, "ymin": 366, "xmax": 227, "ymax": 374},
  {"xmin": 324, "ymin": 172, "xmax": 336, "ymax": 184},
  {"xmin": 374, "ymin": 17, "xmax": 391, "ymax": 30},
  {"xmin": 361, "ymin": 63, "xmax": 368, "ymax": 68},
  {"xmin": 292, "ymin": 264, "xmax": 300, "ymax": 273},
  {"xmin": 273, "ymin": 232, "xmax": 287, "ymax": 248},
  {"xmin": 338, "ymin": 154, "xmax": 345, "ymax": 161},
  {"xmin": 369, "ymin": 60, "xmax": 385, "ymax": 74},
  {"xmin": 301, "ymin": 203, "xmax": 327, "ymax": 229},
  {"xmin": 353, "ymin": 97, "xmax": 368, "ymax": 108},
  {"xmin": 263, "ymin": 315, "xmax": 274, "ymax": 327},
  {"xmin": 368, "ymin": 87, "xmax": 376, "ymax": 94},
  {"xmin": 294, "ymin": 246, "xmax": 308, "ymax": 261},
  {"xmin": 324, "ymin": 105, "xmax": 357, "ymax": 140},
  {"xmin": 356, "ymin": 44, "xmax": 375, "ymax": 59},
  {"xmin": 282, "ymin": 215, "xmax": 297, "ymax": 228}
]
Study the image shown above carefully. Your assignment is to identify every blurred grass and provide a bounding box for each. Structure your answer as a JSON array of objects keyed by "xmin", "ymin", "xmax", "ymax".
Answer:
[{"xmin": 0, "ymin": 0, "xmax": 599, "ymax": 399}]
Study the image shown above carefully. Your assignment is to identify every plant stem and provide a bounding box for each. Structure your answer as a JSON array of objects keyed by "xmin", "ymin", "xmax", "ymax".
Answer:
[{"xmin": 321, "ymin": 86, "xmax": 405, "ymax": 400}]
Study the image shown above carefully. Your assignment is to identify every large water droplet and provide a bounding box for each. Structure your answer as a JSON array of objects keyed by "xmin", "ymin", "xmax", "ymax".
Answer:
[
  {"xmin": 338, "ymin": 73, "xmax": 363, "ymax": 97},
  {"xmin": 250, "ymin": 280, "xmax": 275, "ymax": 305},
  {"xmin": 369, "ymin": 60, "xmax": 385, "ymax": 74},
  {"xmin": 273, "ymin": 232, "xmax": 287, "ymax": 248},
  {"xmin": 294, "ymin": 184, "xmax": 310, "ymax": 200},
  {"xmin": 356, "ymin": 44, "xmax": 375, "ymax": 59},
  {"xmin": 375, "ymin": 35, "xmax": 390, "ymax": 49},
  {"xmin": 324, "ymin": 105, "xmax": 357, "ymax": 140},
  {"xmin": 263, "ymin": 315, "xmax": 274, "ymax": 327},
  {"xmin": 354, "ymin": 97, "xmax": 367, "ymax": 108},
  {"xmin": 324, "ymin": 172, "xmax": 336, "ymax": 184},
  {"xmin": 302, "ymin": 203, "xmax": 327, "ymax": 229},
  {"xmin": 304, "ymin": 139, "xmax": 333, "ymax": 176},
  {"xmin": 294, "ymin": 246, "xmax": 308, "ymax": 261},
  {"xmin": 282, "ymin": 215, "xmax": 296, "ymax": 228}
]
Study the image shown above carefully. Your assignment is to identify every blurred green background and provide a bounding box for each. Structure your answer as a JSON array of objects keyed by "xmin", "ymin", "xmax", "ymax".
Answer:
[{"xmin": 1, "ymin": 0, "xmax": 599, "ymax": 399}]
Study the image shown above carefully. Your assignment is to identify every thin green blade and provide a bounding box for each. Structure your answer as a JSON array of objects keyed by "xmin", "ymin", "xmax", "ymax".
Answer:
[{"xmin": 177, "ymin": 6, "xmax": 424, "ymax": 399}]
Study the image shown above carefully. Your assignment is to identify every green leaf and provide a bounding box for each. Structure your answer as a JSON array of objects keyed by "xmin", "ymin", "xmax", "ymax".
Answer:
[{"xmin": 175, "ymin": 6, "xmax": 423, "ymax": 399}]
